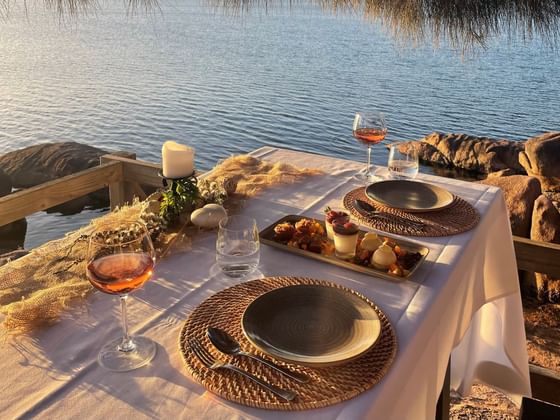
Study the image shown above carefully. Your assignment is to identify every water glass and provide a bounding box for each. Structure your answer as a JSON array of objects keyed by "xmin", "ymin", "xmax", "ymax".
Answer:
[
  {"xmin": 388, "ymin": 143, "xmax": 419, "ymax": 179},
  {"xmin": 216, "ymin": 215, "xmax": 260, "ymax": 278}
]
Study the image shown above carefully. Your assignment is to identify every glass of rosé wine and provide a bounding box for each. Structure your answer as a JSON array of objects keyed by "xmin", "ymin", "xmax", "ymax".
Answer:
[
  {"xmin": 352, "ymin": 111, "xmax": 387, "ymax": 183},
  {"xmin": 86, "ymin": 221, "xmax": 157, "ymax": 372}
]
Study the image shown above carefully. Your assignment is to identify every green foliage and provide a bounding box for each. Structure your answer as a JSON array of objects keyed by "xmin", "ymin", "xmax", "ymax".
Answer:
[{"xmin": 159, "ymin": 178, "xmax": 199, "ymax": 223}]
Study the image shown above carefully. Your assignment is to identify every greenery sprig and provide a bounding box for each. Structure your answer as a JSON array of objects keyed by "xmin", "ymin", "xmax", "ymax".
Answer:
[{"xmin": 159, "ymin": 178, "xmax": 199, "ymax": 223}]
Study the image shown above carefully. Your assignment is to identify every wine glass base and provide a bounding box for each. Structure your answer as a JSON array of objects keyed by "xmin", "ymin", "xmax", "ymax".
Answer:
[
  {"xmin": 353, "ymin": 172, "xmax": 383, "ymax": 184},
  {"xmin": 97, "ymin": 336, "xmax": 157, "ymax": 372}
]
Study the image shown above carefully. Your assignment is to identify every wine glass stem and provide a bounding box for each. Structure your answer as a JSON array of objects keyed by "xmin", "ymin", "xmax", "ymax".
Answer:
[
  {"xmin": 366, "ymin": 145, "xmax": 372, "ymax": 177},
  {"xmin": 119, "ymin": 295, "xmax": 135, "ymax": 353}
]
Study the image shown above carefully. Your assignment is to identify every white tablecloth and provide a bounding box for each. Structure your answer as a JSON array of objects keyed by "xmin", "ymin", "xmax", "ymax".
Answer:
[{"xmin": 0, "ymin": 147, "xmax": 530, "ymax": 419}]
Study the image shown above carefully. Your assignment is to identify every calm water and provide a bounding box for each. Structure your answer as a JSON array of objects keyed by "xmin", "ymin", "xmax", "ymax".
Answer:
[{"xmin": 1, "ymin": 0, "xmax": 559, "ymax": 249}]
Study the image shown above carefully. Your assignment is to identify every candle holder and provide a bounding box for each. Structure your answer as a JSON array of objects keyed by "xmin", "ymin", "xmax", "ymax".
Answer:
[
  {"xmin": 158, "ymin": 171, "xmax": 199, "ymax": 223},
  {"xmin": 158, "ymin": 170, "xmax": 197, "ymax": 189}
]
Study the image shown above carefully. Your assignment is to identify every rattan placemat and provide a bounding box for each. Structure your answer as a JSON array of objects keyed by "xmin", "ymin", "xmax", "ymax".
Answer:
[
  {"xmin": 343, "ymin": 187, "xmax": 480, "ymax": 237},
  {"xmin": 179, "ymin": 276, "xmax": 397, "ymax": 411}
]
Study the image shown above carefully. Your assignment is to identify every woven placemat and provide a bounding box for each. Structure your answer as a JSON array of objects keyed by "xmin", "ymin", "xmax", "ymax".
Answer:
[
  {"xmin": 343, "ymin": 187, "xmax": 480, "ymax": 237},
  {"xmin": 179, "ymin": 276, "xmax": 397, "ymax": 411}
]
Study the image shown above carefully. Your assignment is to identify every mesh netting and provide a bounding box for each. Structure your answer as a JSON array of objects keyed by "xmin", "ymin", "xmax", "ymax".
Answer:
[{"xmin": 0, "ymin": 155, "xmax": 321, "ymax": 333}]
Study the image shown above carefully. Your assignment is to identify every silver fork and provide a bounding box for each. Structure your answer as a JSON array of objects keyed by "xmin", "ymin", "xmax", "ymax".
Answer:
[{"xmin": 189, "ymin": 339, "xmax": 297, "ymax": 402}]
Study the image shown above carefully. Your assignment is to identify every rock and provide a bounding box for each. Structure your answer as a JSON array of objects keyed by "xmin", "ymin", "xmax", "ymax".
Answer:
[
  {"xmin": 531, "ymin": 195, "xmax": 560, "ymax": 303},
  {"xmin": 0, "ymin": 168, "xmax": 11, "ymax": 197},
  {"xmin": 0, "ymin": 167, "xmax": 27, "ymax": 253},
  {"xmin": 0, "ymin": 142, "xmax": 109, "ymax": 188},
  {"xmin": 0, "ymin": 143, "xmax": 135, "ymax": 213},
  {"xmin": 398, "ymin": 132, "xmax": 526, "ymax": 174},
  {"xmin": 479, "ymin": 175, "xmax": 541, "ymax": 237},
  {"xmin": 0, "ymin": 218, "xmax": 27, "ymax": 254},
  {"xmin": 519, "ymin": 132, "xmax": 560, "ymax": 192},
  {"xmin": 486, "ymin": 168, "xmax": 517, "ymax": 178},
  {"xmin": 531, "ymin": 195, "xmax": 560, "ymax": 244}
]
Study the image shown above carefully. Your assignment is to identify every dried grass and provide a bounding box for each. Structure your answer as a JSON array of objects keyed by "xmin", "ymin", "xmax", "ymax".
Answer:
[
  {"xmin": 0, "ymin": 154, "xmax": 321, "ymax": 333},
  {"xmin": 2, "ymin": 1, "xmax": 558, "ymax": 51}
]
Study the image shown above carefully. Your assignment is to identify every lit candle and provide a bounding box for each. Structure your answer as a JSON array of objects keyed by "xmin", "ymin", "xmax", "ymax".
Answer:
[{"xmin": 162, "ymin": 141, "xmax": 194, "ymax": 178}]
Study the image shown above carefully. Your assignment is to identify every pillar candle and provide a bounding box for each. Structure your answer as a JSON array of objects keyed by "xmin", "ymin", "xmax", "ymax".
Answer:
[{"xmin": 162, "ymin": 141, "xmax": 194, "ymax": 178}]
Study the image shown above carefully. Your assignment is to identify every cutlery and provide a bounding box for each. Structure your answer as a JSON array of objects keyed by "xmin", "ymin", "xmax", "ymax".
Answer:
[
  {"xmin": 207, "ymin": 327, "xmax": 309, "ymax": 384},
  {"xmin": 189, "ymin": 339, "xmax": 297, "ymax": 402},
  {"xmin": 354, "ymin": 199, "xmax": 424, "ymax": 228}
]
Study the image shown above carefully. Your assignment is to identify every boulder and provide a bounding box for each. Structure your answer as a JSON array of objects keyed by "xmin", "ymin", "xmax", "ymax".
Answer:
[
  {"xmin": 486, "ymin": 168, "xmax": 517, "ymax": 178},
  {"xmin": 0, "ymin": 218, "xmax": 27, "ymax": 254},
  {"xmin": 531, "ymin": 194, "xmax": 560, "ymax": 303},
  {"xmin": 479, "ymin": 175, "xmax": 541, "ymax": 237},
  {"xmin": 0, "ymin": 168, "xmax": 11, "ymax": 197},
  {"xmin": 0, "ymin": 142, "xmax": 109, "ymax": 188},
  {"xmin": 519, "ymin": 132, "xmax": 560, "ymax": 192},
  {"xmin": 532, "ymin": 194, "xmax": 560, "ymax": 244},
  {"xmin": 397, "ymin": 132, "xmax": 526, "ymax": 174},
  {"xmin": 0, "ymin": 142, "xmax": 131, "ymax": 213}
]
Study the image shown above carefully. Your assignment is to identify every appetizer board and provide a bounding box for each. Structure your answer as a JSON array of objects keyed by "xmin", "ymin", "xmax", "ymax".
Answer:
[{"xmin": 259, "ymin": 215, "xmax": 429, "ymax": 281}]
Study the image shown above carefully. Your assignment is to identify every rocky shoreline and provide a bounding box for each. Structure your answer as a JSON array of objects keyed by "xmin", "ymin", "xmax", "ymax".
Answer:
[
  {"xmin": 1, "ymin": 134, "xmax": 560, "ymax": 300},
  {"xmin": 400, "ymin": 131, "xmax": 560, "ymax": 302}
]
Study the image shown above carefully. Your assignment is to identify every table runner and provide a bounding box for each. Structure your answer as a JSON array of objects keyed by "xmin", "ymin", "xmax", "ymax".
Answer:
[{"xmin": 0, "ymin": 147, "xmax": 530, "ymax": 419}]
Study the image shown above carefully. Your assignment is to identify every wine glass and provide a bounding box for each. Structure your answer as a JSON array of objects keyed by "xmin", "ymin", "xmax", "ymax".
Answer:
[
  {"xmin": 388, "ymin": 142, "xmax": 419, "ymax": 179},
  {"xmin": 86, "ymin": 220, "xmax": 157, "ymax": 372},
  {"xmin": 352, "ymin": 111, "xmax": 387, "ymax": 183}
]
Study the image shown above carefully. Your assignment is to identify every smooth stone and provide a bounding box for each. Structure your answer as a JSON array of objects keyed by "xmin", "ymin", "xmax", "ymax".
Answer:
[
  {"xmin": 191, "ymin": 204, "xmax": 227, "ymax": 228},
  {"xmin": 531, "ymin": 194, "xmax": 560, "ymax": 303},
  {"xmin": 519, "ymin": 132, "xmax": 560, "ymax": 192},
  {"xmin": 479, "ymin": 175, "xmax": 542, "ymax": 237}
]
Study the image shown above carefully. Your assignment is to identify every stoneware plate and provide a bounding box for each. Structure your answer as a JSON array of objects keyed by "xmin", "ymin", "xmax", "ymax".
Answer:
[
  {"xmin": 241, "ymin": 284, "xmax": 381, "ymax": 367},
  {"xmin": 365, "ymin": 180, "xmax": 454, "ymax": 212}
]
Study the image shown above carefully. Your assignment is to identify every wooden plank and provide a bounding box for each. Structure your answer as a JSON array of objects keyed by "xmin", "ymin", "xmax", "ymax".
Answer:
[
  {"xmin": 0, "ymin": 161, "xmax": 123, "ymax": 227},
  {"xmin": 100, "ymin": 155, "xmax": 132, "ymax": 209},
  {"xmin": 101, "ymin": 154, "xmax": 162, "ymax": 187},
  {"xmin": 530, "ymin": 364, "xmax": 560, "ymax": 405},
  {"xmin": 520, "ymin": 397, "xmax": 560, "ymax": 420},
  {"xmin": 513, "ymin": 236, "xmax": 560, "ymax": 278}
]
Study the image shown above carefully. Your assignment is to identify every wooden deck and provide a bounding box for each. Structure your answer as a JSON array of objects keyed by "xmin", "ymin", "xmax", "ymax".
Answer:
[{"xmin": 0, "ymin": 153, "xmax": 559, "ymax": 404}]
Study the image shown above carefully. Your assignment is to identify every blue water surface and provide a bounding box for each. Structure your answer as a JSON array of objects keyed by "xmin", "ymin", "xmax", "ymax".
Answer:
[{"xmin": 0, "ymin": 0, "xmax": 558, "ymax": 248}]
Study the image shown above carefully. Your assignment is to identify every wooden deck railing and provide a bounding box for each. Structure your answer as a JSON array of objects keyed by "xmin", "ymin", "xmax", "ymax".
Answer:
[
  {"xmin": 0, "ymin": 154, "xmax": 161, "ymax": 227},
  {"xmin": 0, "ymin": 154, "xmax": 559, "ymax": 403}
]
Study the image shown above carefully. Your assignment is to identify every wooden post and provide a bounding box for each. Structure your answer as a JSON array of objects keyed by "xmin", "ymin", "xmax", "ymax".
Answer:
[
  {"xmin": 100, "ymin": 154, "xmax": 138, "ymax": 209},
  {"xmin": 100, "ymin": 154, "xmax": 163, "ymax": 209},
  {"xmin": 435, "ymin": 358, "xmax": 451, "ymax": 420},
  {"xmin": 513, "ymin": 236, "xmax": 560, "ymax": 278}
]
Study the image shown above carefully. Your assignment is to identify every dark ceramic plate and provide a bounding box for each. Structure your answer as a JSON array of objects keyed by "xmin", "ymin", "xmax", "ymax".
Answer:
[
  {"xmin": 366, "ymin": 180, "xmax": 454, "ymax": 212},
  {"xmin": 241, "ymin": 284, "xmax": 381, "ymax": 367}
]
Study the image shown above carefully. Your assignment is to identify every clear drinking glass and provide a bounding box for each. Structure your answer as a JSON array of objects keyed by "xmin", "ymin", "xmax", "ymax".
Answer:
[
  {"xmin": 353, "ymin": 111, "xmax": 387, "ymax": 183},
  {"xmin": 388, "ymin": 142, "xmax": 419, "ymax": 179},
  {"xmin": 216, "ymin": 215, "xmax": 260, "ymax": 278},
  {"xmin": 86, "ymin": 221, "xmax": 157, "ymax": 372}
]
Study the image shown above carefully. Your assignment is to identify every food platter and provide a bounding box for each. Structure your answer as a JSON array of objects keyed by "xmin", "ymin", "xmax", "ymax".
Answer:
[
  {"xmin": 241, "ymin": 284, "xmax": 382, "ymax": 367},
  {"xmin": 259, "ymin": 215, "xmax": 429, "ymax": 281},
  {"xmin": 365, "ymin": 180, "xmax": 454, "ymax": 212}
]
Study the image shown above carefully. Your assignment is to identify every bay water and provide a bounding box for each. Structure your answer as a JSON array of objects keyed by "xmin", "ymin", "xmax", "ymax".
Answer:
[{"xmin": 1, "ymin": 0, "xmax": 559, "ymax": 249}]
